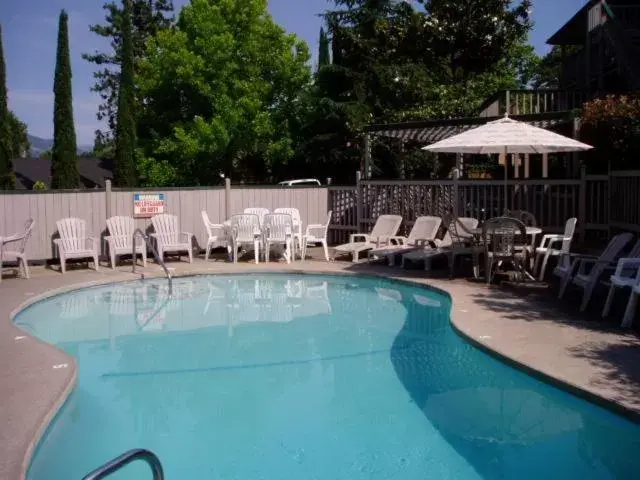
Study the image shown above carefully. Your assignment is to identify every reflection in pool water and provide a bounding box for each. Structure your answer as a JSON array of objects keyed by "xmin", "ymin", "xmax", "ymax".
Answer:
[{"xmin": 15, "ymin": 274, "xmax": 640, "ymax": 479}]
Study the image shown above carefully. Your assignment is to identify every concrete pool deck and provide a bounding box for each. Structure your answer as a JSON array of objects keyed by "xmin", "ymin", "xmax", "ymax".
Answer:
[{"xmin": 2, "ymin": 253, "xmax": 640, "ymax": 479}]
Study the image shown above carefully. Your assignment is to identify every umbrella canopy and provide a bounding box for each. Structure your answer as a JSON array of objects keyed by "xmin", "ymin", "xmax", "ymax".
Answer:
[{"xmin": 421, "ymin": 115, "xmax": 593, "ymax": 154}]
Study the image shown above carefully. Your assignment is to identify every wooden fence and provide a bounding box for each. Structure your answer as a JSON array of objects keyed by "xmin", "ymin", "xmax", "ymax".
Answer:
[
  {"xmin": 1, "ymin": 171, "xmax": 638, "ymax": 262},
  {"xmin": 0, "ymin": 184, "xmax": 328, "ymax": 261}
]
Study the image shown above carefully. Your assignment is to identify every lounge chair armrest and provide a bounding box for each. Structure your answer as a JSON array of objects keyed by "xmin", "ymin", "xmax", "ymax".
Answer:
[
  {"xmin": 305, "ymin": 225, "xmax": 326, "ymax": 237},
  {"xmin": 180, "ymin": 232, "xmax": 193, "ymax": 243},
  {"xmin": 350, "ymin": 233, "xmax": 370, "ymax": 243},
  {"xmin": 415, "ymin": 238, "xmax": 437, "ymax": 248},
  {"xmin": 614, "ymin": 257, "xmax": 640, "ymax": 276},
  {"xmin": 388, "ymin": 235, "xmax": 409, "ymax": 245},
  {"xmin": 539, "ymin": 234, "xmax": 564, "ymax": 248},
  {"xmin": 85, "ymin": 237, "xmax": 100, "ymax": 250}
]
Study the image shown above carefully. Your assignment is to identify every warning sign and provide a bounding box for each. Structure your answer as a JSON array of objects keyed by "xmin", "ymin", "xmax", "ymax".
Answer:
[{"xmin": 133, "ymin": 193, "xmax": 166, "ymax": 218}]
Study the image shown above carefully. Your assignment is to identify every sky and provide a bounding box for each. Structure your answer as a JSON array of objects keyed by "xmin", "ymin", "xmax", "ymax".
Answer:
[{"xmin": 1, "ymin": 0, "xmax": 589, "ymax": 146}]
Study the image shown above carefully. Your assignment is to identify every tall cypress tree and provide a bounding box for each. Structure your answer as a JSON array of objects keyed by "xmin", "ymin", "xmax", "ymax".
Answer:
[
  {"xmin": 51, "ymin": 10, "xmax": 79, "ymax": 189},
  {"xmin": 0, "ymin": 25, "xmax": 15, "ymax": 189},
  {"xmin": 114, "ymin": 0, "xmax": 138, "ymax": 187},
  {"xmin": 317, "ymin": 27, "xmax": 330, "ymax": 70}
]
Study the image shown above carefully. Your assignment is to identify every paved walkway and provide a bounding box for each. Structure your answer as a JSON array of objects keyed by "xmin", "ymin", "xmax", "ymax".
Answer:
[{"xmin": 2, "ymin": 252, "xmax": 640, "ymax": 479}]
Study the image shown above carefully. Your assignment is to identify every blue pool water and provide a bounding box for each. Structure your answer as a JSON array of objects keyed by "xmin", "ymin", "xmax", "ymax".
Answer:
[{"xmin": 16, "ymin": 274, "xmax": 640, "ymax": 479}]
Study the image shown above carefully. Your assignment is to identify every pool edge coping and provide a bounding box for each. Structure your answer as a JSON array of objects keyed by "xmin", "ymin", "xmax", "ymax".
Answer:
[{"xmin": 9, "ymin": 267, "xmax": 640, "ymax": 479}]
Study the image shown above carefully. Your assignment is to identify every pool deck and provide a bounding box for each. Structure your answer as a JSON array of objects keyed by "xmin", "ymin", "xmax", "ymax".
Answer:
[{"xmin": 2, "ymin": 252, "xmax": 640, "ymax": 479}]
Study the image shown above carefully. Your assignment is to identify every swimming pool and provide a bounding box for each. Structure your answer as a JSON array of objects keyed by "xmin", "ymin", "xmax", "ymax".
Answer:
[{"xmin": 15, "ymin": 273, "xmax": 640, "ymax": 479}]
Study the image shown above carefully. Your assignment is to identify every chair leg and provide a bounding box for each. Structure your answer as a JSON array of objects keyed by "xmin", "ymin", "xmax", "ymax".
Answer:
[
  {"xmin": 205, "ymin": 243, "xmax": 211, "ymax": 261},
  {"xmin": 255, "ymin": 241, "xmax": 261, "ymax": 264},
  {"xmin": 22, "ymin": 258, "xmax": 30, "ymax": 279},
  {"xmin": 622, "ymin": 290, "xmax": 638, "ymax": 328},
  {"xmin": 60, "ymin": 255, "xmax": 66, "ymax": 274},
  {"xmin": 579, "ymin": 282, "xmax": 595, "ymax": 312},
  {"xmin": 557, "ymin": 274, "xmax": 571, "ymax": 299},
  {"xmin": 285, "ymin": 240, "xmax": 291, "ymax": 264},
  {"xmin": 602, "ymin": 284, "xmax": 617, "ymax": 318},
  {"xmin": 322, "ymin": 241, "xmax": 329, "ymax": 262},
  {"xmin": 94, "ymin": 254, "xmax": 100, "ymax": 272},
  {"xmin": 538, "ymin": 252, "xmax": 552, "ymax": 282},
  {"xmin": 110, "ymin": 251, "xmax": 116, "ymax": 270},
  {"xmin": 187, "ymin": 247, "xmax": 193, "ymax": 263}
]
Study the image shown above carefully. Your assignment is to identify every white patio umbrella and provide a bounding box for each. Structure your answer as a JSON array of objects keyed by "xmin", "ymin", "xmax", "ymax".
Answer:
[{"xmin": 422, "ymin": 114, "xmax": 593, "ymax": 208}]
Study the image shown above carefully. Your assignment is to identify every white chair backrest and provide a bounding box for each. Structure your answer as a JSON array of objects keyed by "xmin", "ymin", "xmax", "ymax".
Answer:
[
  {"xmin": 4, "ymin": 218, "xmax": 35, "ymax": 253},
  {"xmin": 408, "ymin": 216, "xmax": 441, "ymax": 244},
  {"xmin": 370, "ymin": 215, "xmax": 403, "ymax": 239},
  {"xmin": 560, "ymin": 217, "xmax": 578, "ymax": 254},
  {"xmin": 274, "ymin": 208, "xmax": 301, "ymax": 228},
  {"xmin": 201, "ymin": 210, "xmax": 216, "ymax": 238},
  {"xmin": 56, "ymin": 217, "xmax": 88, "ymax": 252},
  {"xmin": 106, "ymin": 216, "xmax": 134, "ymax": 249},
  {"xmin": 244, "ymin": 208, "xmax": 270, "ymax": 225},
  {"xmin": 263, "ymin": 213, "xmax": 293, "ymax": 241},
  {"xmin": 152, "ymin": 214, "xmax": 180, "ymax": 244},
  {"xmin": 229, "ymin": 214, "xmax": 261, "ymax": 242},
  {"xmin": 590, "ymin": 232, "xmax": 634, "ymax": 277}
]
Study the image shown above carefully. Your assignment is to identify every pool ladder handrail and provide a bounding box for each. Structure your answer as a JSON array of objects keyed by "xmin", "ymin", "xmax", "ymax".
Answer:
[
  {"xmin": 81, "ymin": 448, "xmax": 164, "ymax": 480},
  {"xmin": 132, "ymin": 228, "xmax": 173, "ymax": 295}
]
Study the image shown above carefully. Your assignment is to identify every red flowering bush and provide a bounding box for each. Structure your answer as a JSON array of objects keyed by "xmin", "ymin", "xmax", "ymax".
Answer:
[{"xmin": 580, "ymin": 95, "xmax": 640, "ymax": 173}]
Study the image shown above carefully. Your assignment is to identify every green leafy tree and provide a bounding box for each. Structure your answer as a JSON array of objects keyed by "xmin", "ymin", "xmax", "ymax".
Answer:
[
  {"xmin": 51, "ymin": 10, "xmax": 79, "ymax": 189},
  {"xmin": 8, "ymin": 112, "xmax": 30, "ymax": 157},
  {"xmin": 530, "ymin": 45, "xmax": 581, "ymax": 89},
  {"xmin": 83, "ymin": 0, "xmax": 174, "ymax": 138},
  {"xmin": 114, "ymin": 0, "xmax": 138, "ymax": 187},
  {"xmin": 0, "ymin": 24, "xmax": 15, "ymax": 189},
  {"xmin": 137, "ymin": 0, "xmax": 311, "ymax": 186},
  {"xmin": 318, "ymin": 27, "xmax": 330, "ymax": 69}
]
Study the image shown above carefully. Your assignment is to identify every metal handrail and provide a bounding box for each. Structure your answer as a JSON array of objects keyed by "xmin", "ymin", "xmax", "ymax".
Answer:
[
  {"xmin": 81, "ymin": 448, "xmax": 164, "ymax": 480},
  {"xmin": 132, "ymin": 228, "xmax": 173, "ymax": 294}
]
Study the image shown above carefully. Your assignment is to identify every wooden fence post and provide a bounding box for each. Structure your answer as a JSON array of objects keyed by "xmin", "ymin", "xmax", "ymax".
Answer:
[
  {"xmin": 356, "ymin": 171, "xmax": 362, "ymax": 233},
  {"xmin": 225, "ymin": 177, "xmax": 231, "ymax": 220},
  {"xmin": 578, "ymin": 165, "xmax": 587, "ymax": 243},
  {"xmin": 105, "ymin": 179, "xmax": 112, "ymax": 219}
]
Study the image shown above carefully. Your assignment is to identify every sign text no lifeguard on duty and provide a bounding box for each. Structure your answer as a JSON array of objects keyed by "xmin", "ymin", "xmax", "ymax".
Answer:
[{"xmin": 133, "ymin": 193, "xmax": 166, "ymax": 218}]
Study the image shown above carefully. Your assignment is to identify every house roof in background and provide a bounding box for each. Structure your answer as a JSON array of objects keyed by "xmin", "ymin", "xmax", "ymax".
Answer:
[{"xmin": 11, "ymin": 157, "xmax": 114, "ymax": 190}]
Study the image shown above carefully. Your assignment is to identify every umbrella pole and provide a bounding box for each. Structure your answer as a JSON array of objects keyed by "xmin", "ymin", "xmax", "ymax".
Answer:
[{"xmin": 504, "ymin": 147, "xmax": 508, "ymax": 214}]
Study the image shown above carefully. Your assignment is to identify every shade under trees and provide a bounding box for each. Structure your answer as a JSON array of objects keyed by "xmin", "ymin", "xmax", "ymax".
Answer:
[{"xmin": 51, "ymin": 10, "xmax": 79, "ymax": 189}]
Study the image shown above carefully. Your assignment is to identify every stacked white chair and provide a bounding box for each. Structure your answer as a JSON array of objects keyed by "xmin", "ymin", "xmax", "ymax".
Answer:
[
  {"xmin": 263, "ymin": 213, "xmax": 293, "ymax": 263},
  {"xmin": 228, "ymin": 214, "xmax": 262, "ymax": 263}
]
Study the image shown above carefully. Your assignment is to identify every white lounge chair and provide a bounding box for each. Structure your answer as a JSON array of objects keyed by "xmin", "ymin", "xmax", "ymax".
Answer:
[
  {"xmin": 532, "ymin": 217, "xmax": 577, "ymax": 281},
  {"xmin": 601, "ymin": 239, "xmax": 640, "ymax": 318},
  {"xmin": 201, "ymin": 210, "xmax": 227, "ymax": 261},
  {"xmin": 619, "ymin": 267, "xmax": 640, "ymax": 327},
  {"xmin": 368, "ymin": 215, "xmax": 442, "ymax": 266},
  {"xmin": 150, "ymin": 214, "xmax": 193, "ymax": 263},
  {"xmin": 54, "ymin": 217, "xmax": 100, "ymax": 273},
  {"xmin": 228, "ymin": 214, "xmax": 262, "ymax": 263},
  {"xmin": 263, "ymin": 213, "xmax": 293, "ymax": 263},
  {"xmin": 0, "ymin": 218, "xmax": 34, "ymax": 282},
  {"xmin": 105, "ymin": 215, "xmax": 147, "ymax": 269},
  {"xmin": 333, "ymin": 214, "xmax": 403, "ymax": 262},
  {"xmin": 554, "ymin": 232, "xmax": 633, "ymax": 312},
  {"xmin": 301, "ymin": 210, "xmax": 332, "ymax": 262}
]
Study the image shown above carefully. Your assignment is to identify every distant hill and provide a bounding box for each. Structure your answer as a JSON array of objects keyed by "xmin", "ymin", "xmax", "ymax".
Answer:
[{"xmin": 27, "ymin": 134, "xmax": 93, "ymax": 156}]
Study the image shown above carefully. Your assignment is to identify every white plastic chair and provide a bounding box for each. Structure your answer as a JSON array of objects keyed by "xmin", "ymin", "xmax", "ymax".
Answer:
[
  {"xmin": 201, "ymin": 210, "xmax": 227, "ymax": 261},
  {"xmin": 274, "ymin": 207, "xmax": 302, "ymax": 258},
  {"xmin": 54, "ymin": 217, "xmax": 100, "ymax": 273},
  {"xmin": 601, "ymin": 239, "xmax": 640, "ymax": 318},
  {"xmin": 243, "ymin": 208, "xmax": 270, "ymax": 226},
  {"xmin": 150, "ymin": 214, "xmax": 193, "ymax": 263},
  {"xmin": 368, "ymin": 215, "xmax": 441, "ymax": 266},
  {"xmin": 263, "ymin": 213, "xmax": 293, "ymax": 263},
  {"xmin": 532, "ymin": 217, "xmax": 577, "ymax": 281},
  {"xmin": 619, "ymin": 267, "xmax": 640, "ymax": 328},
  {"xmin": 105, "ymin": 215, "xmax": 147, "ymax": 269},
  {"xmin": 302, "ymin": 211, "xmax": 332, "ymax": 261},
  {"xmin": 0, "ymin": 218, "xmax": 34, "ymax": 282},
  {"xmin": 228, "ymin": 214, "xmax": 262, "ymax": 263},
  {"xmin": 333, "ymin": 214, "xmax": 403, "ymax": 262},
  {"xmin": 553, "ymin": 232, "xmax": 633, "ymax": 312}
]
